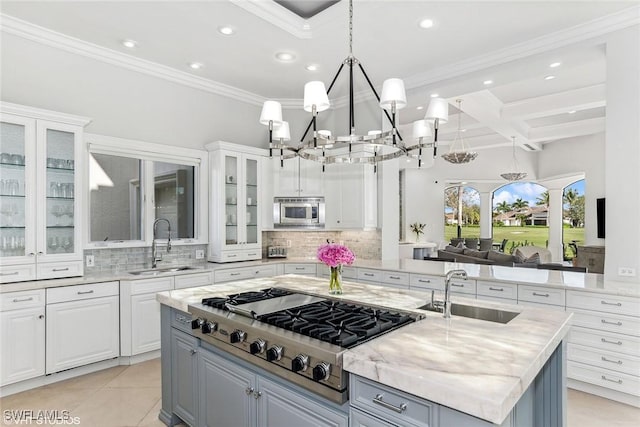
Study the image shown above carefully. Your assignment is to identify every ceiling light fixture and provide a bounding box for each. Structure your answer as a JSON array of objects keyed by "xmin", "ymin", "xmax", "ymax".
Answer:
[
  {"xmin": 410, "ymin": 119, "xmax": 432, "ymax": 168},
  {"xmin": 544, "ymin": 75, "xmax": 556, "ymax": 80},
  {"xmin": 416, "ymin": 106, "xmax": 424, "ymax": 110},
  {"xmin": 189, "ymin": 62, "xmax": 204, "ymax": 70},
  {"xmin": 260, "ymin": 0, "xmax": 418, "ymax": 170},
  {"xmin": 549, "ymin": 62, "xmax": 561, "ymax": 68},
  {"xmin": 441, "ymin": 99, "xmax": 477, "ymax": 164},
  {"xmin": 218, "ymin": 26, "xmax": 235, "ymax": 36},
  {"xmin": 419, "ymin": 18, "xmax": 434, "ymax": 29},
  {"xmin": 430, "ymin": 93, "xmax": 439, "ymax": 98},
  {"xmin": 305, "ymin": 64, "xmax": 318, "ymax": 71},
  {"xmin": 483, "ymin": 80, "xmax": 493, "ymax": 85},
  {"xmin": 500, "ymin": 136, "xmax": 527, "ymax": 181},
  {"xmin": 275, "ymin": 52, "xmax": 295, "ymax": 62},
  {"xmin": 122, "ymin": 39, "xmax": 137, "ymax": 49},
  {"xmin": 568, "ymin": 110, "xmax": 577, "ymax": 114}
]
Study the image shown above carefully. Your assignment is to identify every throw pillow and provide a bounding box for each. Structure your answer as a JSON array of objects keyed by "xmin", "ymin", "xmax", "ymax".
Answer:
[
  {"xmin": 514, "ymin": 248, "xmax": 541, "ymax": 264},
  {"xmin": 487, "ymin": 251, "xmax": 516, "ymax": 264},
  {"xmin": 463, "ymin": 249, "xmax": 489, "ymax": 259},
  {"xmin": 445, "ymin": 245, "xmax": 465, "ymax": 254},
  {"xmin": 456, "ymin": 242, "xmax": 465, "ymax": 249}
]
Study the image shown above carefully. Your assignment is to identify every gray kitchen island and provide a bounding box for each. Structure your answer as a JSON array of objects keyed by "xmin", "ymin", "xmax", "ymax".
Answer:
[{"xmin": 156, "ymin": 274, "xmax": 572, "ymax": 427}]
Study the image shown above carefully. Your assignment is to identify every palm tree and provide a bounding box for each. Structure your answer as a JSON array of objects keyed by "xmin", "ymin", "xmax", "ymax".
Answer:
[
  {"xmin": 511, "ymin": 198, "xmax": 529, "ymax": 211},
  {"xmin": 536, "ymin": 191, "xmax": 549, "ymax": 206},
  {"xmin": 564, "ymin": 188, "xmax": 578, "ymax": 206},
  {"xmin": 495, "ymin": 201, "xmax": 511, "ymax": 213}
]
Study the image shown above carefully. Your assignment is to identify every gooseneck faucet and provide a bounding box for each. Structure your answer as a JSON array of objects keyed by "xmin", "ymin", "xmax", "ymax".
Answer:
[
  {"xmin": 444, "ymin": 269, "xmax": 468, "ymax": 318},
  {"xmin": 152, "ymin": 218, "xmax": 172, "ymax": 268}
]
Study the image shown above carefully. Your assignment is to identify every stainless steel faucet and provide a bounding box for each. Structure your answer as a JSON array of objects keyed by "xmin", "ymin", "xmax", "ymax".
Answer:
[
  {"xmin": 152, "ymin": 218, "xmax": 172, "ymax": 268},
  {"xmin": 444, "ymin": 269, "xmax": 467, "ymax": 318}
]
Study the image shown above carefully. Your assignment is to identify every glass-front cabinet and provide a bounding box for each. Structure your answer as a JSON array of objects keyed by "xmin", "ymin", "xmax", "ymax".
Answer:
[
  {"xmin": 0, "ymin": 103, "xmax": 90, "ymax": 282},
  {"xmin": 207, "ymin": 141, "xmax": 263, "ymax": 262}
]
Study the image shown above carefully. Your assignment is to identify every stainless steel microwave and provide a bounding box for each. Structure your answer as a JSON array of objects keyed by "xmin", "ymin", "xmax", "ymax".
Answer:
[{"xmin": 273, "ymin": 197, "xmax": 325, "ymax": 228}]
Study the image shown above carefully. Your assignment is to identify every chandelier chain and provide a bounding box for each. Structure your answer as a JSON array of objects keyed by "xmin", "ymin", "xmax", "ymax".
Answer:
[{"xmin": 349, "ymin": 0, "xmax": 353, "ymax": 57}]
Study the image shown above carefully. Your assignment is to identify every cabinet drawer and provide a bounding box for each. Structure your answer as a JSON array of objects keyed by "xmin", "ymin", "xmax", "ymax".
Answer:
[
  {"xmin": 37, "ymin": 260, "xmax": 83, "ymax": 280},
  {"xmin": 518, "ymin": 285, "xmax": 565, "ymax": 306},
  {"xmin": 215, "ymin": 268, "xmax": 252, "ymax": 283},
  {"xmin": 517, "ymin": 300, "xmax": 565, "ymax": 311},
  {"xmin": 570, "ymin": 308, "xmax": 640, "ymax": 337},
  {"xmin": 128, "ymin": 277, "xmax": 174, "ymax": 295},
  {"xmin": 358, "ymin": 269, "xmax": 382, "ymax": 283},
  {"xmin": 568, "ymin": 343, "xmax": 640, "ymax": 377},
  {"xmin": 244, "ymin": 249, "xmax": 261, "ymax": 260},
  {"xmin": 569, "ymin": 327, "xmax": 640, "ymax": 357},
  {"xmin": 477, "ymin": 281, "xmax": 517, "ymax": 300},
  {"xmin": 0, "ymin": 264, "xmax": 36, "ymax": 283},
  {"xmin": 220, "ymin": 251, "xmax": 246, "ymax": 262},
  {"xmin": 171, "ymin": 309, "xmax": 194, "ymax": 333},
  {"xmin": 47, "ymin": 281, "xmax": 119, "ymax": 304},
  {"xmin": 448, "ymin": 278, "xmax": 476, "ymax": 295},
  {"xmin": 382, "ymin": 271, "xmax": 409, "ymax": 288},
  {"xmin": 252, "ymin": 265, "xmax": 277, "ymax": 278},
  {"xmin": 284, "ymin": 263, "xmax": 317, "ymax": 275},
  {"xmin": 0, "ymin": 289, "xmax": 45, "ymax": 311},
  {"xmin": 409, "ymin": 274, "xmax": 444, "ymax": 291},
  {"xmin": 567, "ymin": 290, "xmax": 640, "ymax": 317},
  {"xmin": 568, "ymin": 361, "xmax": 640, "ymax": 397},
  {"xmin": 350, "ymin": 374, "xmax": 436, "ymax": 427},
  {"xmin": 175, "ymin": 272, "xmax": 213, "ymax": 289},
  {"xmin": 350, "ymin": 407, "xmax": 396, "ymax": 427},
  {"xmin": 317, "ymin": 264, "xmax": 357, "ymax": 279}
]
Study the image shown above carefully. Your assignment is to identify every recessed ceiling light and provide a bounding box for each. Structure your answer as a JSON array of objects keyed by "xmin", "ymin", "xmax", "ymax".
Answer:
[
  {"xmin": 430, "ymin": 93, "xmax": 439, "ymax": 98},
  {"xmin": 275, "ymin": 52, "xmax": 296, "ymax": 62},
  {"xmin": 461, "ymin": 129, "xmax": 467, "ymax": 132},
  {"xmin": 218, "ymin": 26, "xmax": 235, "ymax": 36},
  {"xmin": 305, "ymin": 64, "xmax": 318, "ymax": 71},
  {"xmin": 122, "ymin": 39, "xmax": 137, "ymax": 49},
  {"xmin": 189, "ymin": 62, "xmax": 204, "ymax": 70},
  {"xmin": 549, "ymin": 62, "xmax": 561, "ymax": 68},
  {"xmin": 544, "ymin": 75, "xmax": 556, "ymax": 80},
  {"xmin": 483, "ymin": 80, "xmax": 493, "ymax": 85},
  {"xmin": 568, "ymin": 110, "xmax": 577, "ymax": 114},
  {"xmin": 419, "ymin": 18, "xmax": 434, "ymax": 29},
  {"xmin": 416, "ymin": 106, "xmax": 424, "ymax": 110}
]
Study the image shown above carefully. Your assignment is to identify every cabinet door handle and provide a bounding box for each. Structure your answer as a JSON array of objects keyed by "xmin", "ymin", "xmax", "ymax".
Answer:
[
  {"xmin": 245, "ymin": 387, "xmax": 255, "ymax": 395},
  {"xmin": 489, "ymin": 287, "xmax": 504, "ymax": 292},
  {"xmin": 601, "ymin": 319, "xmax": 622, "ymax": 326},
  {"xmin": 1, "ymin": 271, "xmax": 20, "ymax": 276},
  {"xmin": 28, "ymin": 252, "xmax": 35, "ymax": 256},
  {"xmin": 418, "ymin": 279, "xmax": 431, "ymax": 283},
  {"xmin": 601, "ymin": 300, "xmax": 622, "ymax": 307},
  {"xmin": 532, "ymin": 292, "xmax": 549, "ymax": 297},
  {"xmin": 295, "ymin": 267, "xmax": 306, "ymax": 270},
  {"xmin": 601, "ymin": 338, "xmax": 623, "ymax": 346},
  {"xmin": 228, "ymin": 254, "xmax": 237, "ymax": 258},
  {"xmin": 77, "ymin": 290, "xmax": 94, "ymax": 295},
  {"xmin": 37, "ymin": 251, "xmax": 44, "ymax": 255},
  {"xmin": 53, "ymin": 268, "xmax": 69, "ymax": 272},
  {"xmin": 389, "ymin": 276, "xmax": 401, "ymax": 280},
  {"xmin": 451, "ymin": 283, "xmax": 464, "ymax": 287},
  {"xmin": 253, "ymin": 391, "xmax": 262, "ymax": 399},
  {"xmin": 601, "ymin": 375, "xmax": 622, "ymax": 384},
  {"xmin": 248, "ymin": 253, "xmax": 257, "ymax": 256},
  {"xmin": 601, "ymin": 356, "xmax": 623, "ymax": 365},
  {"xmin": 13, "ymin": 297, "xmax": 34, "ymax": 303},
  {"xmin": 364, "ymin": 273, "xmax": 374, "ymax": 277},
  {"xmin": 38, "ymin": 314, "xmax": 45, "ymax": 319},
  {"xmin": 190, "ymin": 349, "xmax": 197, "ymax": 355},
  {"xmin": 372, "ymin": 394, "xmax": 407, "ymax": 413},
  {"xmin": 230, "ymin": 273, "xmax": 241, "ymax": 276}
]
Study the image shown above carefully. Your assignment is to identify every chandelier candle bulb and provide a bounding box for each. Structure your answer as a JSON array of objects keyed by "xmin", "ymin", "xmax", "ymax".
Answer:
[
  {"xmin": 424, "ymin": 97, "xmax": 449, "ymax": 157},
  {"xmin": 259, "ymin": 100, "xmax": 283, "ymax": 157}
]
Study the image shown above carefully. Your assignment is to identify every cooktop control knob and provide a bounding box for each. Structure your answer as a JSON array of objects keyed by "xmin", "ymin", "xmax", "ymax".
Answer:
[
  {"xmin": 229, "ymin": 330, "xmax": 246, "ymax": 343},
  {"xmin": 312, "ymin": 362, "xmax": 331, "ymax": 382},
  {"xmin": 291, "ymin": 354, "xmax": 309, "ymax": 372},
  {"xmin": 266, "ymin": 345, "xmax": 283, "ymax": 362},
  {"xmin": 191, "ymin": 318, "xmax": 204, "ymax": 329},
  {"xmin": 249, "ymin": 339, "xmax": 266, "ymax": 355},
  {"xmin": 202, "ymin": 321, "xmax": 217, "ymax": 334}
]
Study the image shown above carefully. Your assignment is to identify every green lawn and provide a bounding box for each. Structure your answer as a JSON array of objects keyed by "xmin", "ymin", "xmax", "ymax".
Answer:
[{"xmin": 444, "ymin": 225, "xmax": 585, "ymax": 258}]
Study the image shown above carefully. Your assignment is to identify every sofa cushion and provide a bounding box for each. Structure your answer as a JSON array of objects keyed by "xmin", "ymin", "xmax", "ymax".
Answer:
[
  {"xmin": 445, "ymin": 245, "xmax": 465, "ymax": 254},
  {"xmin": 514, "ymin": 248, "xmax": 541, "ymax": 264},
  {"xmin": 487, "ymin": 251, "xmax": 516, "ymax": 264},
  {"xmin": 463, "ymin": 249, "xmax": 489, "ymax": 259}
]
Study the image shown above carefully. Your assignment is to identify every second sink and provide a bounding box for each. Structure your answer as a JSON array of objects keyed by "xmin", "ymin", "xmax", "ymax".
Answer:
[
  {"xmin": 129, "ymin": 266, "xmax": 198, "ymax": 276},
  {"xmin": 418, "ymin": 302, "xmax": 519, "ymax": 324}
]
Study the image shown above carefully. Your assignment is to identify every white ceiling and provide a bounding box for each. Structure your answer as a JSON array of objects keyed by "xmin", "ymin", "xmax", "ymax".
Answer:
[{"xmin": 1, "ymin": 0, "xmax": 638, "ymax": 151}]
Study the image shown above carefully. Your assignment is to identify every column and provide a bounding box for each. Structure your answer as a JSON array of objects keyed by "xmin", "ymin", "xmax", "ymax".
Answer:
[
  {"xmin": 479, "ymin": 191, "xmax": 492, "ymax": 238},
  {"xmin": 547, "ymin": 188, "xmax": 564, "ymax": 263}
]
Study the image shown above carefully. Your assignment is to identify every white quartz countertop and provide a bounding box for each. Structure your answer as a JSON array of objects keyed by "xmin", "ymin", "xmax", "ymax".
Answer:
[
  {"xmin": 2, "ymin": 256, "xmax": 638, "ymax": 297},
  {"xmin": 156, "ymin": 274, "xmax": 572, "ymax": 424}
]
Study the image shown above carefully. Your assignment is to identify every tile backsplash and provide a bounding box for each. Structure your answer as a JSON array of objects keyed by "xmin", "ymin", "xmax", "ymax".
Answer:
[
  {"xmin": 262, "ymin": 230, "xmax": 381, "ymax": 260},
  {"xmin": 84, "ymin": 244, "xmax": 208, "ymax": 273}
]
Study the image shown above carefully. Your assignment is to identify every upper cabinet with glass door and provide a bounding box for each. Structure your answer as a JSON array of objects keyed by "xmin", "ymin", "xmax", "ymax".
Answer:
[
  {"xmin": 0, "ymin": 103, "xmax": 90, "ymax": 283},
  {"xmin": 206, "ymin": 141, "xmax": 265, "ymax": 263}
]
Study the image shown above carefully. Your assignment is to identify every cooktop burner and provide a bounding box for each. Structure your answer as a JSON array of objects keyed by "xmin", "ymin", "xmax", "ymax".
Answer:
[{"xmin": 202, "ymin": 288, "xmax": 291, "ymax": 310}]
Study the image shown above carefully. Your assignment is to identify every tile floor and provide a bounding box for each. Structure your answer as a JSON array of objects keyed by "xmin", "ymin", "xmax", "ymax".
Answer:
[{"xmin": 1, "ymin": 359, "xmax": 638, "ymax": 426}]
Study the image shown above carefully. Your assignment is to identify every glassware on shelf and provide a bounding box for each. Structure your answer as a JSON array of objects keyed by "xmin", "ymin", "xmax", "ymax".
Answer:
[
  {"xmin": 10, "ymin": 154, "xmax": 24, "ymax": 165},
  {"xmin": 48, "ymin": 236, "xmax": 59, "ymax": 252},
  {"xmin": 0, "ymin": 179, "xmax": 20, "ymax": 196},
  {"xmin": 0, "ymin": 153, "xmax": 11, "ymax": 164}
]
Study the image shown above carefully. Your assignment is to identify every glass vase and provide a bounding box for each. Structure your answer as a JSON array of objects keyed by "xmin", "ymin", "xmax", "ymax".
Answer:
[{"xmin": 329, "ymin": 265, "xmax": 343, "ymax": 295}]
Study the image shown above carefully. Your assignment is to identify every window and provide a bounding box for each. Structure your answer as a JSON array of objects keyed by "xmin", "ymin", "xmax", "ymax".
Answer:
[
  {"xmin": 562, "ymin": 179, "xmax": 585, "ymax": 261},
  {"xmin": 444, "ymin": 185, "xmax": 480, "ymax": 241},
  {"xmin": 154, "ymin": 162, "xmax": 195, "ymax": 239}
]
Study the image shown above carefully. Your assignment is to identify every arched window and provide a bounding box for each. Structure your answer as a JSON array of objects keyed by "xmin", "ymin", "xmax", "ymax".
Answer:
[
  {"xmin": 444, "ymin": 185, "xmax": 480, "ymax": 242},
  {"xmin": 491, "ymin": 182, "xmax": 549, "ymax": 254},
  {"xmin": 562, "ymin": 179, "xmax": 585, "ymax": 261}
]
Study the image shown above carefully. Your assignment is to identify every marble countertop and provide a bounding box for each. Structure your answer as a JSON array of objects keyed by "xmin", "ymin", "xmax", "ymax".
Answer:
[
  {"xmin": 2, "ymin": 256, "xmax": 638, "ymax": 297},
  {"xmin": 156, "ymin": 274, "xmax": 572, "ymax": 424}
]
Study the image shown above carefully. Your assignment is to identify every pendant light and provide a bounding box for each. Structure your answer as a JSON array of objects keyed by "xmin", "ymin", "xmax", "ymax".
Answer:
[
  {"xmin": 441, "ymin": 99, "xmax": 478, "ymax": 164},
  {"xmin": 500, "ymin": 136, "xmax": 528, "ymax": 181}
]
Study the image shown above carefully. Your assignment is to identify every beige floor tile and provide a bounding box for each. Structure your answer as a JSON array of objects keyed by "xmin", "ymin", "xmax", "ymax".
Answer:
[
  {"xmin": 0, "ymin": 386, "xmax": 97, "ymax": 413},
  {"xmin": 105, "ymin": 359, "xmax": 161, "ymax": 389},
  {"xmin": 137, "ymin": 398, "xmax": 164, "ymax": 426},
  {"xmin": 71, "ymin": 387, "xmax": 160, "ymax": 427},
  {"xmin": 567, "ymin": 389, "xmax": 640, "ymax": 427},
  {"xmin": 45, "ymin": 365, "xmax": 128, "ymax": 391}
]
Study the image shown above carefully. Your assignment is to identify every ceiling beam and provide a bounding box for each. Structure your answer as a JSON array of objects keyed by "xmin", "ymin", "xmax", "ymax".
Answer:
[{"xmin": 529, "ymin": 117, "xmax": 606, "ymax": 143}]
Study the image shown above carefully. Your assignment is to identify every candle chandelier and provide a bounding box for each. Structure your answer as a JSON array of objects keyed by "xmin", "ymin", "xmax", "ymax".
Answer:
[{"xmin": 500, "ymin": 136, "xmax": 527, "ymax": 181}]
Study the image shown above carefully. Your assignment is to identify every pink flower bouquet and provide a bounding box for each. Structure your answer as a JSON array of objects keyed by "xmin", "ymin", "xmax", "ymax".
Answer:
[{"xmin": 317, "ymin": 243, "xmax": 356, "ymax": 267}]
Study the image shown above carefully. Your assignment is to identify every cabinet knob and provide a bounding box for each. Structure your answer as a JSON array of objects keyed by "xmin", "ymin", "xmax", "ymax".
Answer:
[
  {"xmin": 253, "ymin": 391, "xmax": 262, "ymax": 399},
  {"xmin": 28, "ymin": 252, "xmax": 35, "ymax": 257},
  {"xmin": 38, "ymin": 314, "xmax": 45, "ymax": 319},
  {"xmin": 245, "ymin": 386, "xmax": 255, "ymax": 395},
  {"xmin": 190, "ymin": 349, "xmax": 197, "ymax": 355}
]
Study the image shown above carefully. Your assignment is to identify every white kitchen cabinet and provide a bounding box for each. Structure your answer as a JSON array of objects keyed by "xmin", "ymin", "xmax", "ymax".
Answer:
[
  {"xmin": 45, "ymin": 282, "xmax": 119, "ymax": 374},
  {"xmin": 207, "ymin": 142, "xmax": 265, "ymax": 262},
  {"xmin": 283, "ymin": 263, "xmax": 317, "ymax": 276},
  {"xmin": 121, "ymin": 277, "xmax": 174, "ymax": 357},
  {"xmin": 0, "ymin": 103, "xmax": 90, "ymax": 282},
  {"xmin": 272, "ymin": 156, "xmax": 324, "ymax": 197},
  {"xmin": 215, "ymin": 264, "xmax": 277, "ymax": 283},
  {"xmin": 0, "ymin": 290, "xmax": 45, "ymax": 386},
  {"xmin": 324, "ymin": 163, "xmax": 377, "ymax": 229}
]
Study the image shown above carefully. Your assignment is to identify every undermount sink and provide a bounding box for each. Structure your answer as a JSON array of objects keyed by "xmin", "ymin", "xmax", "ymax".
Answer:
[
  {"xmin": 128, "ymin": 266, "xmax": 198, "ymax": 276},
  {"xmin": 418, "ymin": 302, "xmax": 519, "ymax": 324}
]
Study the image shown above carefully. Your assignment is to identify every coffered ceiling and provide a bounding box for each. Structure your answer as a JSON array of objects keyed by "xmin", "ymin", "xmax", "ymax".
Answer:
[{"xmin": 1, "ymin": 0, "xmax": 639, "ymax": 152}]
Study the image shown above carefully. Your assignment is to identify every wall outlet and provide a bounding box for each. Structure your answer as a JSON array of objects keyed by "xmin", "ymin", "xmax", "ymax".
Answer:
[
  {"xmin": 86, "ymin": 255, "xmax": 95, "ymax": 267},
  {"xmin": 195, "ymin": 249, "xmax": 205, "ymax": 259},
  {"xmin": 618, "ymin": 267, "xmax": 636, "ymax": 277},
  {"xmin": 286, "ymin": 240, "xmax": 291, "ymax": 248}
]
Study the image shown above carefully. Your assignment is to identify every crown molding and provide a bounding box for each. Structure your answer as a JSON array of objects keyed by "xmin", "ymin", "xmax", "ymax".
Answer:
[
  {"xmin": 0, "ymin": 14, "xmax": 266, "ymax": 107},
  {"xmin": 0, "ymin": 101, "xmax": 92, "ymax": 126},
  {"xmin": 229, "ymin": 0, "xmax": 312, "ymax": 39}
]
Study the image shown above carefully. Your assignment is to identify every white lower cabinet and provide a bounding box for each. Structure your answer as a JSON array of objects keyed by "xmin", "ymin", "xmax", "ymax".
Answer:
[
  {"xmin": 46, "ymin": 282, "xmax": 119, "ymax": 374},
  {"xmin": 0, "ymin": 290, "xmax": 45, "ymax": 386},
  {"xmin": 215, "ymin": 264, "xmax": 277, "ymax": 283},
  {"xmin": 198, "ymin": 346, "xmax": 347, "ymax": 427},
  {"xmin": 121, "ymin": 277, "xmax": 174, "ymax": 356}
]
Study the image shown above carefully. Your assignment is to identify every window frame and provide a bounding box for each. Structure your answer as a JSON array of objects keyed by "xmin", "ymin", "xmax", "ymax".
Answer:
[{"xmin": 84, "ymin": 133, "xmax": 208, "ymax": 249}]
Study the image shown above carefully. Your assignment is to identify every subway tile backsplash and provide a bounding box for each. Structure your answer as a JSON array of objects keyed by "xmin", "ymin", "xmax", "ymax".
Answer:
[
  {"xmin": 262, "ymin": 230, "xmax": 381, "ymax": 260},
  {"xmin": 84, "ymin": 244, "xmax": 208, "ymax": 274}
]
